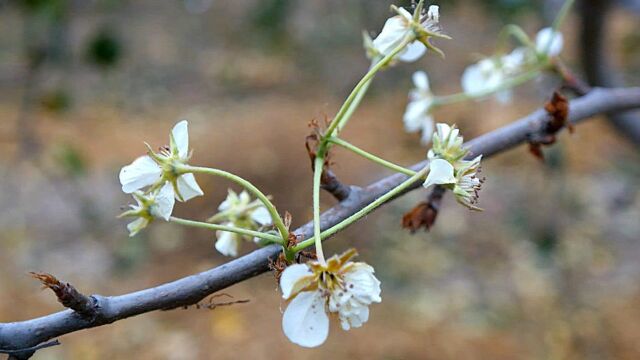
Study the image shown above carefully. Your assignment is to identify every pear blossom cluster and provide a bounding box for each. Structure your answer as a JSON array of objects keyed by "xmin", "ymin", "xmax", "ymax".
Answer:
[
  {"xmin": 118, "ymin": 120, "xmax": 203, "ymax": 235},
  {"xmin": 279, "ymin": 249, "xmax": 382, "ymax": 347},
  {"xmin": 211, "ymin": 190, "xmax": 273, "ymax": 257},
  {"xmin": 107, "ymin": 0, "xmax": 584, "ymax": 350},
  {"xmin": 461, "ymin": 27, "xmax": 564, "ymax": 102},
  {"xmin": 401, "ymin": 25, "xmax": 564, "ymax": 146},
  {"xmin": 423, "ymin": 123, "xmax": 484, "ymax": 210}
]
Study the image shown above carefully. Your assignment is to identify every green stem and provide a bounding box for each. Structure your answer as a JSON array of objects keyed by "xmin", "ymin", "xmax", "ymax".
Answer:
[
  {"xmin": 170, "ymin": 216, "xmax": 283, "ymax": 244},
  {"xmin": 304, "ymin": 37, "xmax": 415, "ymax": 263},
  {"xmin": 542, "ymin": 0, "xmax": 575, "ymax": 55},
  {"xmin": 312, "ymin": 156, "xmax": 326, "ymax": 264},
  {"xmin": 180, "ymin": 165, "xmax": 289, "ymax": 242},
  {"xmin": 434, "ymin": 68, "xmax": 542, "ymax": 106},
  {"xmin": 292, "ymin": 165, "xmax": 430, "ymax": 252},
  {"xmin": 551, "ymin": 0, "xmax": 575, "ymax": 33},
  {"xmin": 497, "ymin": 24, "xmax": 535, "ymax": 52},
  {"xmin": 334, "ymin": 63, "xmax": 376, "ymax": 135},
  {"xmin": 323, "ymin": 36, "xmax": 413, "ymax": 141},
  {"xmin": 329, "ymin": 137, "xmax": 416, "ymax": 176},
  {"xmin": 206, "ymin": 201, "xmax": 265, "ymax": 223}
]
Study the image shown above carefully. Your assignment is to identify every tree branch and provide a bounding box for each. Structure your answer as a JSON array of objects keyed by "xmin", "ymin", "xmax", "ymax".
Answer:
[
  {"xmin": 1, "ymin": 87, "xmax": 639, "ymax": 356},
  {"xmin": 579, "ymin": 0, "xmax": 640, "ymax": 145}
]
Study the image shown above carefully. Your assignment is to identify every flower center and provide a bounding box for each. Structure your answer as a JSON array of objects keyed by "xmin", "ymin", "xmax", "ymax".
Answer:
[{"xmin": 318, "ymin": 271, "xmax": 344, "ymax": 294}]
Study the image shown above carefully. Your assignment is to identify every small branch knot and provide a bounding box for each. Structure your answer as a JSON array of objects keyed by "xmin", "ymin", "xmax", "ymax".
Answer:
[
  {"xmin": 30, "ymin": 272, "xmax": 97, "ymax": 319},
  {"xmin": 305, "ymin": 129, "xmax": 352, "ymax": 201}
]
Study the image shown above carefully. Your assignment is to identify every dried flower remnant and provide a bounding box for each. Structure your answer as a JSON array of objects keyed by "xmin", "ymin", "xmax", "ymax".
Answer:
[
  {"xmin": 528, "ymin": 91, "xmax": 572, "ymax": 161},
  {"xmin": 402, "ymin": 186, "xmax": 445, "ymax": 232}
]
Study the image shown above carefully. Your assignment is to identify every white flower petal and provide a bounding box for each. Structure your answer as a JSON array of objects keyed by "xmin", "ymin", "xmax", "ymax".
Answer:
[
  {"xmin": 398, "ymin": 41, "xmax": 426, "ymax": 62},
  {"xmin": 218, "ymin": 199, "xmax": 231, "ymax": 211},
  {"xmin": 172, "ymin": 120, "xmax": 190, "ymax": 159},
  {"xmin": 461, "ymin": 59, "xmax": 504, "ymax": 97},
  {"xmin": 127, "ymin": 217, "xmax": 149, "ymax": 237},
  {"xmin": 502, "ymin": 47, "xmax": 527, "ymax": 74},
  {"xmin": 461, "ymin": 63, "xmax": 484, "ymax": 95},
  {"xmin": 427, "ymin": 5, "xmax": 439, "ymax": 22},
  {"xmin": 340, "ymin": 305, "xmax": 369, "ymax": 331},
  {"xmin": 215, "ymin": 231, "xmax": 240, "ymax": 257},
  {"xmin": 396, "ymin": 7, "xmax": 413, "ymax": 21},
  {"xmin": 412, "ymin": 71, "xmax": 430, "ymax": 91},
  {"xmin": 372, "ymin": 12, "xmax": 410, "ymax": 56},
  {"xmin": 344, "ymin": 263, "xmax": 382, "ymax": 304},
  {"xmin": 250, "ymin": 206, "xmax": 272, "ymax": 226},
  {"xmin": 536, "ymin": 27, "xmax": 563, "ymax": 57},
  {"xmin": 423, "ymin": 159, "xmax": 456, "ymax": 188},
  {"xmin": 119, "ymin": 156, "xmax": 162, "ymax": 193},
  {"xmin": 175, "ymin": 173, "xmax": 204, "ymax": 201},
  {"xmin": 152, "ymin": 182, "xmax": 176, "ymax": 220},
  {"xmin": 403, "ymin": 101, "xmax": 430, "ymax": 133},
  {"xmin": 282, "ymin": 291, "xmax": 329, "ymax": 348},
  {"xmin": 435, "ymin": 123, "xmax": 452, "ymax": 140},
  {"xmin": 280, "ymin": 264, "xmax": 314, "ymax": 299},
  {"xmin": 238, "ymin": 191, "xmax": 250, "ymax": 205}
]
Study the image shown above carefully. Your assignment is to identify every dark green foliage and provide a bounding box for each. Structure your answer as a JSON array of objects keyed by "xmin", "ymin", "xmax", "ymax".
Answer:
[
  {"xmin": 85, "ymin": 27, "xmax": 122, "ymax": 69},
  {"xmin": 54, "ymin": 143, "xmax": 87, "ymax": 178},
  {"xmin": 250, "ymin": 0, "xmax": 291, "ymax": 49}
]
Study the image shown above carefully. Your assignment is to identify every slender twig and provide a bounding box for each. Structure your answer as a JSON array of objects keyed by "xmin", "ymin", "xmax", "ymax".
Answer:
[
  {"xmin": 0, "ymin": 87, "xmax": 639, "ymax": 355},
  {"xmin": 0, "ymin": 340, "xmax": 60, "ymax": 357}
]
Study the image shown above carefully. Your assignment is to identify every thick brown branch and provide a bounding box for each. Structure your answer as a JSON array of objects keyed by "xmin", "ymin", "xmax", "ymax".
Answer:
[{"xmin": 0, "ymin": 87, "xmax": 639, "ymax": 355}]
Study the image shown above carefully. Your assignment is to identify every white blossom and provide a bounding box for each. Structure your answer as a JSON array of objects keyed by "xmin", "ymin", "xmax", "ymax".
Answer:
[
  {"xmin": 119, "ymin": 182, "xmax": 175, "ymax": 237},
  {"xmin": 423, "ymin": 158, "xmax": 456, "ymax": 189},
  {"xmin": 460, "ymin": 27, "xmax": 563, "ymax": 103},
  {"xmin": 280, "ymin": 249, "xmax": 381, "ymax": 347},
  {"xmin": 535, "ymin": 27, "xmax": 563, "ymax": 57},
  {"xmin": 211, "ymin": 189, "xmax": 273, "ymax": 257},
  {"xmin": 461, "ymin": 57, "xmax": 512, "ymax": 103},
  {"xmin": 452, "ymin": 155, "xmax": 484, "ymax": 210},
  {"xmin": 119, "ymin": 120, "xmax": 203, "ymax": 202},
  {"xmin": 371, "ymin": 3, "xmax": 447, "ymax": 63},
  {"xmin": 427, "ymin": 123, "xmax": 467, "ymax": 163},
  {"xmin": 404, "ymin": 71, "xmax": 436, "ymax": 144},
  {"xmin": 424, "ymin": 123, "xmax": 484, "ymax": 210}
]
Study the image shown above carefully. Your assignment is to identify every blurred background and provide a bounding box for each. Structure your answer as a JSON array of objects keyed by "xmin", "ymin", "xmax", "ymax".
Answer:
[{"xmin": 1, "ymin": 0, "xmax": 640, "ymax": 359}]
